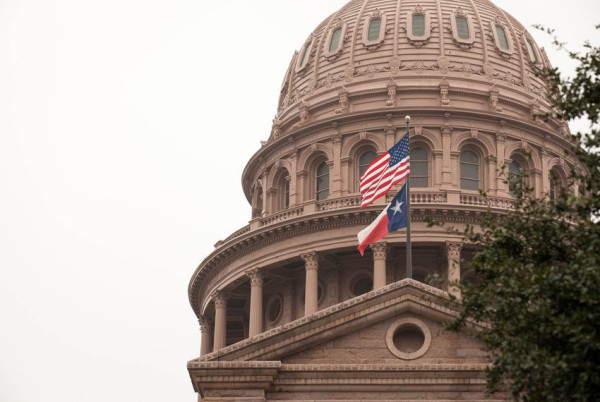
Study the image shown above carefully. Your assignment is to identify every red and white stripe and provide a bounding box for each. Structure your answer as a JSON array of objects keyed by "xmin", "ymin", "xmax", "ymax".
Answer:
[{"xmin": 359, "ymin": 155, "xmax": 410, "ymax": 208}]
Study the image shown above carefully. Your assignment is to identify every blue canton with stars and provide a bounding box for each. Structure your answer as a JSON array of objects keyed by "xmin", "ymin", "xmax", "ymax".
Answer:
[
  {"xmin": 387, "ymin": 184, "xmax": 408, "ymax": 232},
  {"xmin": 388, "ymin": 130, "xmax": 410, "ymax": 167}
]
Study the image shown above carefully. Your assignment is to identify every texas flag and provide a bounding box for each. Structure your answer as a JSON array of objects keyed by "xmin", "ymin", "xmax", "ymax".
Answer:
[{"xmin": 357, "ymin": 184, "xmax": 408, "ymax": 256}]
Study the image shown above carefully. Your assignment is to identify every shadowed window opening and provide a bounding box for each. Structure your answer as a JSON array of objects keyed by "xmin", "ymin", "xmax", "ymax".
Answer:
[
  {"xmin": 460, "ymin": 150, "xmax": 480, "ymax": 190},
  {"xmin": 316, "ymin": 162, "xmax": 330, "ymax": 201}
]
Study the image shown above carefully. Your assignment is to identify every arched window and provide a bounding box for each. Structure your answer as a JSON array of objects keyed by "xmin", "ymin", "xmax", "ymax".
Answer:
[
  {"xmin": 410, "ymin": 147, "xmax": 429, "ymax": 188},
  {"xmin": 296, "ymin": 38, "xmax": 313, "ymax": 71},
  {"xmin": 284, "ymin": 179, "xmax": 290, "ymax": 209},
  {"xmin": 368, "ymin": 18, "xmax": 382, "ymax": 41},
  {"xmin": 358, "ymin": 151, "xmax": 377, "ymax": 178},
  {"xmin": 412, "ymin": 14, "xmax": 425, "ymax": 36},
  {"xmin": 460, "ymin": 150, "xmax": 480, "ymax": 190},
  {"xmin": 549, "ymin": 174, "xmax": 557, "ymax": 201},
  {"xmin": 456, "ymin": 16, "xmax": 469, "ymax": 39},
  {"xmin": 316, "ymin": 162, "xmax": 330, "ymax": 201},
  {"xmin": 508, "ymin": 160, "xmax": 523, "ymax": 197},
  {"xmin": 525, "ymin": 38, "xmax": 539, "ymax": 64},
  {"xmin": 329, "ymin": 27, "xmax": 342, "ymax": 53},
  {"xmin": 495, "ymin": 25, "xmax": 509, "ymax": 50}
]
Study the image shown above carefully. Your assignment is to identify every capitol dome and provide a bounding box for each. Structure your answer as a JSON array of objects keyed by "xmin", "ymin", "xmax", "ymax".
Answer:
[{"xmin": 188, "ymin": 1, "xmax": 576, "ymax": 400}]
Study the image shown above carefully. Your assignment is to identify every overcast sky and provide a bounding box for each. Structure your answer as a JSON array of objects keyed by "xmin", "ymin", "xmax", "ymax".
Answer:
[{"xmin": 0, "ymin": 1, "xmax": 598, "ymax": 401}]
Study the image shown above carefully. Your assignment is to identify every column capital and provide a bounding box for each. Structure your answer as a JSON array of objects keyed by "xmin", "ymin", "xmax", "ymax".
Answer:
[
  {"xmin": 370, "ymin": 242, "xmax": 387, "ymax": 260},
  {"xmin": 301, "ymin": 251, "xmax": 319, "ymax": 270},
  {"xmin": 211, "ymin": 290, "xmax": 228, "ymax": 308},
  {"xmin": 198, "ymin": 315, "xmax": 213, "ymax": 333},
  {"xmin": 246, "ymin": 267, "xmax": 264, "ymax": 287},
  {"xmin": 445, "ymin": 241, "xmax": 462, "ymax": 260}
]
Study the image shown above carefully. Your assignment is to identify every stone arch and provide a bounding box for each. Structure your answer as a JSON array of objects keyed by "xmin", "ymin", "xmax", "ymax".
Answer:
[
  {"xmin": 297, "ymin": 148, "xmax": 331, "ymax": 202},
  {"xmin": 341, "ymin": 132, "xmax": 386, "ymax": 159},
  {"xmin": 450, "ymin": 130, "xmax": 496, "ymax": 156},
  {"xmin": 268, "ymin": 166, "xmax": 291, "ymax": 213},
  {"xmin": 266, "ymin": 159, "xmax": 293, "ymax": 190},
  {"xmin": 297, "ymin": 142, "xmax": 334, "ymax": 173},
  {"xmin": 412, "ymin": 127, "xmax": 442, "ymax": 151},
  {"xmin": 503, "ymin": 142, "xmax": 542, "ymax": 171}
]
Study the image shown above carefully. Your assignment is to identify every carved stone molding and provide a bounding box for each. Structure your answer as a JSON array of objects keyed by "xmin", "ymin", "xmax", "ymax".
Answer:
[
  {"xmin": 198, "ymin": 315, "xmax": 213, "ymax": 333},
  {"xmin": 371, "ymin": 242, "xmax": 387, "ymax": 260},
  {"xmin": 440, "ymin": 77, "xmax": 450, "ymax": 107},
  {"xmin": 445, "ymin": 241, "xmax": 462, "ymax": 261},
  {"xmin": 212, "ymin": 290, "xmax": 228, "ymax": 309},
  {"xmin": 386, "ymin": 79, "xmax": 397, "ymax": 107},
  {"xmin": 247, "ymin": 267, "xmax": 264, "ymax": 287},
  {"xmin": 334, "ymin": 86, "xmax": 349, "ymax": 114},
  {"xmin": 301, "ymin": 251, "xmax": 319, "ymax": 270}
]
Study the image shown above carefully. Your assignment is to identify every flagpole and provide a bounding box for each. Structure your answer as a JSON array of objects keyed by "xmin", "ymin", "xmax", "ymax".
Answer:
[{"xmin": 405, "ymin": 115, "xmax": 412, "ymax": 279}]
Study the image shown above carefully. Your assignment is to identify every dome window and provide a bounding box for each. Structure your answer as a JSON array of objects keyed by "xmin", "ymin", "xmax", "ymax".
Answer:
[
  {"xmin": 329, "ymin": 28, "xmax": 342, "ymax": 52},
  {"xmin": 491, "ymin": 17, "xmax": 514, "ymax": 58},
  {"xmin": 316, "ymin": 161, "xmax": 330, "ymax": 201},
  {"xmin": 450, "ymin": 8, "xmax": 475, "ymax": 49},
  {"xmin": 460, "ymin": 150, "xmax": 480, "ymax": 191},
  {"xmin": 284, "ymin": 179, "xmax": 290, "ymax": 209},
  {"xmin": 410, "ymin": 147, "xmax": 429, "ymax": 188},
  {"xmin": 524, "ymin": 36, "xmax": 541, "ymax": 65},
  {"xmin": 508, "ymin": 160, "xmax": 523, "ymax": 197},
  {"xmin": 323, "ymin": 19, "xmax": 346, "ymax": 60},
  {"xmin": 412, "ymin": 15, "xmax": 425, "ymax": 37},
  {"xmin": 295, "ymin": 35, "xmax": 314, "ymax": 72},
  {"xmin": 495, "ymin": 26, "xmax": 509, "ymax": 50},
  {"xmin": 456, "ymin": 17, "xmax": 469, "ymax": 39},
  {"xmin": 361, "ymin": 9, "xmax": 386, "ymax": 50},
  {"xmin": 368, "ymin": 18, "xmax": 382, "ymax": 41},
  {"xmin": 406, "ymin": 5, "xmax": 431, "ymax": 46},
  {"xmin": 358, "ymin": 151, "xmax": 377, "ymax": 178}
]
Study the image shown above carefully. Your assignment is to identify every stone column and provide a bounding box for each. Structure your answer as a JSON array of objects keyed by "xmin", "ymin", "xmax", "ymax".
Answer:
[
  {"xmin": 301, "ymin": 251, "xmax": 319, "ymax": 316},
  {"xmin": 212, "ymin": 290, "xmax": 228, "ymax": 351},
  {"xmin": 441, "ymin": 126, "xmax": 453, "ymax": 188},
  {"xmin": 446, "ymin": 242, "xmax": 462, "ymax": 298},
  {"xmin": 371, "ymin": 242, "xmax": 388, "ymax": 290},
  {"xmin": 199, "ymin": 315, "xmax": 213, "ymax": 356},
  {"xmin": 247, "ymin": 268, "xmax": 264, "ymax": 338},
  {"xmin": 332, "ymin": 133, "xmax": 343, "ymax": 197}
]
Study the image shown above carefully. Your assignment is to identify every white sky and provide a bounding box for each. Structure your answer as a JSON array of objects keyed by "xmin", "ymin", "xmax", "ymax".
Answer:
[{"xmin": 0, "ymin": 1, "xmax": 598, "ymax": 401}]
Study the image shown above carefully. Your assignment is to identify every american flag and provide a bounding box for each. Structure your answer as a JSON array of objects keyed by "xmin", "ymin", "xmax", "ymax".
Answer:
[{"xmin": 359, "ymin": 131, "xmax": 410, "ymax": 208}]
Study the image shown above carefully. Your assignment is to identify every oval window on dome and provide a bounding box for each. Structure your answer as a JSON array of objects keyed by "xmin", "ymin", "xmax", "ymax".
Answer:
[
  {"xmin": 368, "ymin": 18, "xmax": 382, "ymax": 41},
  {"xmin": 456, "ymin": 16, "xmax": 469, "ymax": 39},
  {"xmin": 329, "ymin": 27, "xmax": 342, "ymax": 53},
  {"xmin": 412, "ymin": 14, "xmax": 425, "ymax": 37},
  {"xmin": 495, "ymin": 25, "xmax": 509, "ymax": 51}
]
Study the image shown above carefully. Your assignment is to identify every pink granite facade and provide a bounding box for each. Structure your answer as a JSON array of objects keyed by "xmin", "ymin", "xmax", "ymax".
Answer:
[{"xmin": 187, "ymin": 0, "xmax": 575, "ymax": 400}]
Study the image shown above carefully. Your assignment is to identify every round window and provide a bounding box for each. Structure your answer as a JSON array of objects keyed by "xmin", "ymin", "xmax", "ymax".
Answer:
[
  {"xmin": 352, "ymin": 276, "xmax": 373, "ymax": 296},
  {"xmin": 386, "ymin": 317, "xmax": 432, "ymax": 360},
  {"xmin": 265, "ymin": 295, "xmax": 283, "ymax": 325}
]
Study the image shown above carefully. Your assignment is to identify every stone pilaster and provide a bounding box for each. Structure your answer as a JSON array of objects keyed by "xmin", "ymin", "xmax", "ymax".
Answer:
[
  {"xmin": 212, "ymin": 290, "xmax": 228, "ymax": 351},
  {"xmin": 446, "ymin": 242, "xmax": 462, "ymax": 298},
  {"xmin": 301, "ymin": 251, "xmax": 319, "ymax": 316},
  {"xmin": 371, "ymin": 242, "xmax": 388, "ymax": 290},
  {"xmin": 247, "ymin": 268, "xmax": 264, "ymax": 338}
]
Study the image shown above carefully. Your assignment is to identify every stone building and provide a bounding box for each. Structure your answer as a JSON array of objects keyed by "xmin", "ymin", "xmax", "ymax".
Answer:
[{"xmin": 187, "ymin": 0, "xmax": 575, "ymax": 400}]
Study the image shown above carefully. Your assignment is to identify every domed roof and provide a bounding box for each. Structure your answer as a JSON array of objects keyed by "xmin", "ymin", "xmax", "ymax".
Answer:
[{"xmin": 273, "ymin": 0, "xmax": 550, "ymax": 135}]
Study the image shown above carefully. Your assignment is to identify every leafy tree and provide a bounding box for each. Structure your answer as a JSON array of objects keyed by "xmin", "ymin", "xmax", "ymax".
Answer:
[{"xmin": 447, "ymin": 28, "xmax": 600, "ymax": 401}]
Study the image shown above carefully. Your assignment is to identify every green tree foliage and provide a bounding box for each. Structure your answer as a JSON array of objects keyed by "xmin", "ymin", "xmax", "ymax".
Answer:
[{"xmin": 448, "ymin": 28, "xmax": 600, "ymax": 401}]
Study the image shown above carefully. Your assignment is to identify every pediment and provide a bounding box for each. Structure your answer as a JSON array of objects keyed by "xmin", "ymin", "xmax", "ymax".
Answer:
[{"xmin": 189, "ymin": 279, "xmax": 482, "ymax": 365}]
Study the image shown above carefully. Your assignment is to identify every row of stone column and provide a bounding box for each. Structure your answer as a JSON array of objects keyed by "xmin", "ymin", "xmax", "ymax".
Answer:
[{"xmin": 199, "ymin": 241, "xmax": 463, "ymax": 355}]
